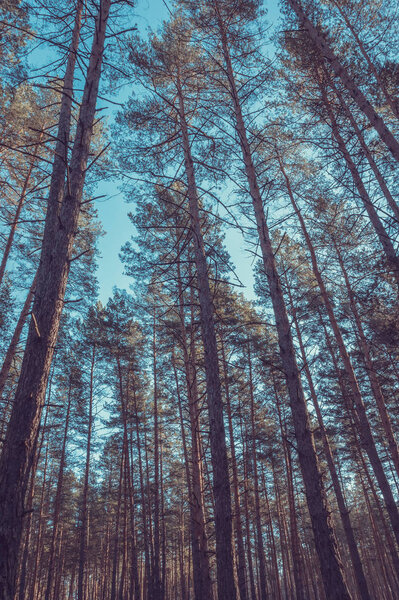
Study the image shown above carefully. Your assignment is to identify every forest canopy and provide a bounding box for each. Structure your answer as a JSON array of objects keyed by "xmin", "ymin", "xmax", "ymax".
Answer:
[{"xmin": 0, "ymin": 1, "xmax": 399, "ymax": 599}]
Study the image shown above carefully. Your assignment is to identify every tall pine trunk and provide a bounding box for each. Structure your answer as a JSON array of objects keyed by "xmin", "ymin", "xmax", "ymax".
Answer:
[
  {"xmin": 285, "ymin": 276, "xmax": 371, "ymax": 600},
  {"xmin": 44, "ymin": 380, "xmax": 73, "ymax": 600},
  {"xmin": 0, "ymin": 2, "xmax": 110, "ymax": 596},
  {"xmin": 213, "ymin": 8, "xmax": 351, "ymax": 597},
  {"xmin": 279, "ymin": 159, "xmax": 399, "ymax": 549},
  {"xmin": 176, "ymin": 74, "xmax": 237, "ymax": 600},
  {"xmin": 288, "ymin": 0, "xmax": 399, "ymax": 162},
  {"xmin": 77, "ymin": 345, "xmax": 95, "ymax": 600}
]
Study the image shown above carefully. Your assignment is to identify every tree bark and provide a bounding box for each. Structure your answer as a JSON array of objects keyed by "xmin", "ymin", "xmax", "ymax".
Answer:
[
  {"xmin": 247, "ymin": 344, "xmax": 268, "ymax": 600},
  {"xmin": 288, "ymin": 0, "xmax": 399, "ymax": 162},
  {"xmin": 175, "ymin": 254, "xmax": 214, "ymax": 600},
  {"xmin": 274, "ymin": 381, "xmax": 307, "ymax": 600},
  {"xmin": 334, "ymin": 240, "xmax": 399, "ymax": 478},
  {"xmin": 77, "ymin": 345, "xmax": 95, "ymax": 600},
  {"xmin": 316, "ymin": 69, "xmax": 399, "ymax": 286},
  {"xmin": 177, "ymin": 74, "xmax": 236, "ymax": 600},
  {"xmin": 330, "ymin": 0, "xmax": 399, "ymax": 121},
  {"xmin": 44, "ymin": 379, "xmax": 72, "ymax": 600},
  {"xmin": 0, "ymin": 2, "xmax": 110, "ymax": 596},
  {"xmin": 221, "ymin": 338, "xmax": 248, "ymax": 600},
  {"xmin": 286, "ymin": 275, "xmax": 371, "ymax": 600},
  {"xmin": 279, "ymin": 158, "xmax": 399, "ymax": 550},
  {"xmin": 152, "ymin": 312, "xmax": 162, "ymax": 600},
  {"xmin": 213, "ymin": 6, "xmax": 351, "ymax": 597},
  {"xmin": 327, "ymin": 72, "xmax": 399, "ymax": 224}
]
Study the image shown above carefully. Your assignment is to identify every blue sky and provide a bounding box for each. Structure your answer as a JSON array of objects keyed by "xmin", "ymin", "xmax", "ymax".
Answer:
[{"xmin": 95, "ymin": 0, "xmax": 281, "ymax": 304}]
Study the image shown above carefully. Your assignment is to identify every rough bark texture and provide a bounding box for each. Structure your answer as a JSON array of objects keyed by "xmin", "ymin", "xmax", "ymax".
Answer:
[
  {"xmin": 177, "ymin": 77, "xmax": 237, "ymax": 600},
  {"xmin": 214, "ymin": 8, "xmax": 351, "ymax": 598},
  {"xmin": 0, "ymin": 2, "xmax": 110, "ymax": 597}
]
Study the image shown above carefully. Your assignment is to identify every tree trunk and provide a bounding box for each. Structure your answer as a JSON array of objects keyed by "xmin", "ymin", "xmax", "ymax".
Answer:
[
  {"xmin": 0, "ymin": 270, "xmax": 37, "ymax": 400},
  {"xmin": 247, "ymin": 345, "xmax": 268, "ymax": 600},
  {"xmin": 286, "ymin": 275, "xmax": 371, "ymax": 600},
  {"xmin": 274, "ymin": 382, "xmax": 307, "ymax": 600},
  {"xmin": 288, "ymin": 0, "xmax": 399, "ymax": 162},
  {"xmin": 152, "ymin": 312, "xmax": 162, "ymax": 600},
  {"xmin": 110, "ymin": 448, "xmax": 124, "ymax": 600},
  {"xmin": 133, "ymin": 384, "xmax": 151, "ymax": 600},
  {"xmin": 327, "ymin": 72, "xmax": 399, "ymax": 224},
  {"xmin": 280, "ymin": 158, "xmax": 399, "ymax": 550},
  {"xmin": 315, "ymin": 69, "xmax": 399, "ymax": 286},
  {"xmin": 0, "ymin": 133, "xmax": 43, "ymax": 288},
  {"xmin": 334, "ymin": 240, "xmax": 399, "ymax": 478},
  {"xmin": 330, "ymin": 0, "xmax": 399, "ymax": 120},
  {"xmin": 221, "ymin": 338, "xmax": 248, "ymax": 600},
  {"xmin": 77, "ymin": 345, "xmax": 95, "ymax": 600},
  {"xmin": 0, "ymin": 2, "xmax": 110, "ymax": 596},
  {"xmin": 44, "ymin": 379, "xmax": 73, "ymax": 600},
  {"xmin": 176, "ymin": 74, "xmax": 236, "ymax": 600},
  {"xmin": 18, "ymin": 399, "xmax": 50, "ymax": 600},
  {"xmin": 213, "ymin": 6, "xmax": 351, "ymax": 597},
  {"xmin": 175, "ymin": 253, "xmax": 214, "ymax": 600}
]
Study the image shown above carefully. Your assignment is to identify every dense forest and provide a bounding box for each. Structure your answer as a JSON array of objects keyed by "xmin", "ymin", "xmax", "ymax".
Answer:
[{"xmin": 1, "ymin": 0, "xmax": 399, "ymax": 599}]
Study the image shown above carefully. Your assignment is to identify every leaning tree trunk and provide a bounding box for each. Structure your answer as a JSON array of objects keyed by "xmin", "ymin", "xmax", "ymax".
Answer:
[
  {"xmin": 213, "ymin": 7, "xmax": 351, "ymax": 598},
  {"xmin": 333, "ymin": 240, "xmax": 399, "ymax": 478},
  {"xmin": 327, "ymin": 72, "xmax": 399, "ymax": 224},
  {"xmin": 315, "ymin": 69, "xmax": 399, "ymax": 286},
  {"xmin": 0, "ymin": 132, "xmax": 43, "ymax": 288},
  {"xmin": 0, "ymin": 2, "xmax": 110, "ymax": 597},
  {"xmin": 286, "ymin": 276, "xmax": 371, "ymax": 600},
  {"xmin": 0, "ymin": 269, "xmax": 37, "ymax": 399},
  {"xmin": 279, "ymin": 158, "xmax": 399, "ymax": 550},
  {"xmin": 288, "ymin": 0, "xmax": 399, "ymax": 163},
  {"xmin": 330, "ymin": 0, "xmax": 399, "ymax": 121}
]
